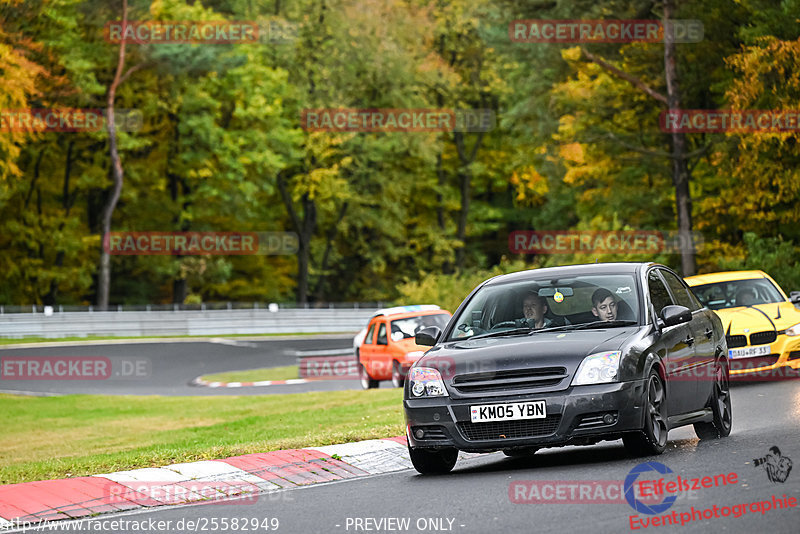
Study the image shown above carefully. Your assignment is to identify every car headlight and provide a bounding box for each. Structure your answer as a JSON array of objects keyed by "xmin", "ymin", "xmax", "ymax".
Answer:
[
  {"xmin": 785, "ymin": 323, "xmax": 800, "ymax": 336},
  {"xmin": 571, "ymin": 351, "xmax": 621, "ymax": 386},
  {"xmin": 408, "ymin": 367, "xmax": 448, "ymax": 397}
]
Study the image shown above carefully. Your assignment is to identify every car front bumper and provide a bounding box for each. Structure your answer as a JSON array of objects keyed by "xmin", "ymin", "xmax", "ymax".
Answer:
[
  {"xmin": 729, "ymin": 334, "xmax": 800, "ymax": 378},
  {"xmin": 404, "ymin": 379, "xmax": 647, "ymax": 452}
]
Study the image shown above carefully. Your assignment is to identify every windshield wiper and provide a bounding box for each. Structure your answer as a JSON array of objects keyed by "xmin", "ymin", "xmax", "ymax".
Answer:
[
  {"xmin": 569, "ymin": 320, "xmax": 639, "ymax": 330},
  {"xmin": 470, "ymin": 327, "xmax": 533, "ymax": 340},
  {"xmin": 527, "ymin": 324, "xmax": 584, "ymax": 334}
]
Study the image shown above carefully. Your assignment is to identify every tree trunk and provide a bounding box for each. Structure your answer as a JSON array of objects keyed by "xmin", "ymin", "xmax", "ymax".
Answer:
[
  {"xmin": 98, "ymin": 0, "xmax": 134, "ymax": 309},
  {"xmin": 453, "ymin": 130, "xmax": 485, "ymax": 270},
  {"xmin": 277, "ymin": 173, "xmax": 317, "ymax": 305},
  {"xmin": 313, "ymin": 201, "xmax": 348, "ymax": 302},
  {"xmin": 663, "ymin": 0, "xmax": 696, "ymax": 276}
]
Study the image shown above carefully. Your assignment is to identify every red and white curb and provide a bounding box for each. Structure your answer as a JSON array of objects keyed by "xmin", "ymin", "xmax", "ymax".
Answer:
[
  {"xmin": 190, "ymin": 376, "xmax": 317, "ymax": 388},
  {"xmin": 0, "ymin": 436, "xmax": 479, "ymax": 528}
]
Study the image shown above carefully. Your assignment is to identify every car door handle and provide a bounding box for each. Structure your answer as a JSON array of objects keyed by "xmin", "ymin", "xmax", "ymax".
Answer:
[
  {"xmin": 684, "ymin": 336, "xmax": 695, "ymax": 346},
  {"xmin": 704, "ymin": 328, "xmax": 713, "ymax": 339}
]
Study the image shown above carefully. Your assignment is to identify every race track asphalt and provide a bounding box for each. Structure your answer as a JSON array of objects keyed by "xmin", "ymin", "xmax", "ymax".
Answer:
[
  {"xmin": 0, "ymin": 336, "xmax": 368, "ymax": 396},
  {"xmin": 24, "ymin": 379, "xmax": 800, "ymax": 534}
]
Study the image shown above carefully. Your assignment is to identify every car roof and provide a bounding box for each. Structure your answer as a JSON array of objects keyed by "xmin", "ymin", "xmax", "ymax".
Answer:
[
  {"xmin": 371, "ymin": 309, "xmax": 451, "ymax": 321},
  {"xmin": 484, "ymin": 262, "xmax": 652, "ymax": 286},
  {"xmin": 684, "ymin": 270, "xmax": 768, "ymax": 286},
  {"xmin": 370, "ymin": 304, "xmax": 441, "ymax": 318}
]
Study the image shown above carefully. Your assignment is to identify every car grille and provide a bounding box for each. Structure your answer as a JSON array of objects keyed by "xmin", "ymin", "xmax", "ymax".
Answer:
[
  {"xmin": 456, "ymin": 415, "xmax": 561, "ymax": 441},
  {"xmin": 726, "ymin": 335, "xmax": 747, "ymax": 348},
  {"xmin": 451, "ymin": 367, "xmax": 567, "ymax": 394},
  {"xmin": 749, "ymin": 331, "xmax": 777, "ymax": 346},
  {"xmin": 788, "ymin": 351, "xmax": 800, "ymax": 362}
]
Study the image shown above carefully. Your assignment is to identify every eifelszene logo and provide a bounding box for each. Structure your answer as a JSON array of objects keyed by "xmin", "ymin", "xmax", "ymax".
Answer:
[
  {"xmin": 624, "ymin": 462, "xmax": 677, "ymax": 515},
  {"xmin": 753, "ymin": 446, "xmax": 793, "ymax": 483}
]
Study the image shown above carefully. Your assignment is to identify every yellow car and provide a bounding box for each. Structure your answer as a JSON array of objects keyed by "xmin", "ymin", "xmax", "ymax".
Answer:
[{"xmin": 685, "ymin": 270, "xmax": 800, "ymax": 378}]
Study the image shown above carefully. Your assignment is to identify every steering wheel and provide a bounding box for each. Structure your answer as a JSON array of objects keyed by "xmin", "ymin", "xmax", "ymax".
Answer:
[{"xmin": 489, "ymin": 320, "xmax": 518, "ymax": 330}]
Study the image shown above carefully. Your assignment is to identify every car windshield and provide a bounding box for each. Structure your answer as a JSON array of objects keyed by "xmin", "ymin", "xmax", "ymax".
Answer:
[
  {"xmin": 447, "ymin": 274, "xmax": 640, "ymax": 341},
  {"xmin": 391, "ymin": 313, "xmax": 450, "ymax": 341},
  {"xmin": 691, "ymin": 279, "xmax": 784, "ymax": 310}
]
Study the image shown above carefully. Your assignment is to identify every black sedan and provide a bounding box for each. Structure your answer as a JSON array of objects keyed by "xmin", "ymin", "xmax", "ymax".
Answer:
[{"xmin": 404, "ymin": 262, "xmax": 732, "ymax": 474}]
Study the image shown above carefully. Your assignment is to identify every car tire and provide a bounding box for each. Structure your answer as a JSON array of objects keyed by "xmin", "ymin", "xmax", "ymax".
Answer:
[
  {"xmin": 408, "ymin": 445, "xmax": 458, "ymax": 475},
  {"xmin": 359, "ymin": 364, "xmax": 379, "ymax": 390},
  {"xmin": 503, "ymin": 448, "xmax": 538, "ymax": 458},
  {"xmin": 391, "ymin": 361, "xmax": 405, "ymax": 388},
  {"xmin": 694, "ymin": 359, "xmax": 733, "ymax": 440},
  {"xmin": 623, "ymin": 369, "xmax": 669, "ymax": 456}
]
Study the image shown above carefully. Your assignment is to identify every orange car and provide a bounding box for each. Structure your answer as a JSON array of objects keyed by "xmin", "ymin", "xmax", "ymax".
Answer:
[{"xmin": 357, "ymin": 307, "xmax": 451, "ymax": 389}]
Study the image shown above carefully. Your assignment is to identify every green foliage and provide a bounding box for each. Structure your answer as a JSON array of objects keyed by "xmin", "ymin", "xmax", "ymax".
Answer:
[
  {"xmin": 716, "ymin": 233, "xmax": 800, "ymax": 293},
  {"xmin": 0, "ymin": 0, "xmax": 797, "ymax": 305},
  {"xmin": 396, "ymin": 259, "xmax": 531, "ymax": 313}
]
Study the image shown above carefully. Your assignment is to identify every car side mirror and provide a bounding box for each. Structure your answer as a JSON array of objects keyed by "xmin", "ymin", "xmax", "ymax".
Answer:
[
  {"xmin": 415, "ymin": 326, "xmax": 441, "ymax": 347},
  {"xmin": 659, "ymin": 305, "xmax": 692, "ymax": 327},
  {"xmin": 790, "ymin": 291, "xmax": 800, "ymax": 304}
]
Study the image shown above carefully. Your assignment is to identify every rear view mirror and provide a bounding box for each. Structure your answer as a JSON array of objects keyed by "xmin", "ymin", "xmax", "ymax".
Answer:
[
  {"xmin": 538, "ymin": 287, "xmax": 574, "ymax": 298},
  {"xmin": 790, "ymin": 291, "xmax": 800, "ymax": 304},
  {"xmin": 659, "ymin": 305, "xmax": 692, "ymax": 327},
  {"xmin": 415, "ymin": 326, "xmax": 441, "ymax": 347}
]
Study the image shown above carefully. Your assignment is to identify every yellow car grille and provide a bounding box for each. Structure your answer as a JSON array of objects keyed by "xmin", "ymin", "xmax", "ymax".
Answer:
[{"xmin": 726, "ymin": 331, "xmax": 777, "ymax": 348}]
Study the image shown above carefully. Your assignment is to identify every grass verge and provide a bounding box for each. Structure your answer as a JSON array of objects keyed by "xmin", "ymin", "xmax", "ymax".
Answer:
[
  {"xmin": 200, "ymin": 366, "xmax": 300, "ymax": 383},
  {"xmin": 0, "ymin": 389, "xmax": 403, "ymax": 485}
]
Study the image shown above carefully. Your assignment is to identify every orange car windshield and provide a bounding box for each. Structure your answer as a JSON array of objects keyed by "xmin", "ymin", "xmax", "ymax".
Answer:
[{"xmin": 390, "ymin": 314, "xmax": 449, "ymax": 341}]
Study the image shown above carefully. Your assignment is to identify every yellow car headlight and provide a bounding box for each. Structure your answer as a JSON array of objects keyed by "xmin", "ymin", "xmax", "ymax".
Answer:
[{"xmin": 785, "ymin": 323, "xmax": 800, "ymax": 336}]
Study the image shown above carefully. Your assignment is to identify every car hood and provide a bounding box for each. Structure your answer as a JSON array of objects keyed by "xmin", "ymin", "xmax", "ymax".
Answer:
[
  {"xmin": 394, "ymin": 337, "xmax": 428, "ymax": 353},
  {"xmin": 417, "ymin": 328, "xmax": 637, "ymax": 397},
  {"xmin": 713, "ymin": 302, "xmax": 800, "ymax": 334}
]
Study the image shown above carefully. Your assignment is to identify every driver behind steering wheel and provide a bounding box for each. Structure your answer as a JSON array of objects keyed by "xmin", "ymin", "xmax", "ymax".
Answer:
[{"xmin": 517, "ymin": 291, "xmax": 553, "ymax": 330}]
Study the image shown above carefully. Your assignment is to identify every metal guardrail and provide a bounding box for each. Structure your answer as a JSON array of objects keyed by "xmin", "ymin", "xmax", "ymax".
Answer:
[
  {"xmin": 0, "ymin": 302, "xmax": 386, "ymax": 314},
  {"xmin": 0, "ymin": 308, "xmax": 378, "ymax": 339}
]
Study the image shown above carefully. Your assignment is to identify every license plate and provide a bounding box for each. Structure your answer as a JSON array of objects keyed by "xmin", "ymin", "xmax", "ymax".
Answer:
[
  {"xmin": 470, "ymin": 401, "xmax": 546, "ymax": 423},
  {"xmin": 728, "ymin": 345, "xmax": 771, "ymax": 359}
]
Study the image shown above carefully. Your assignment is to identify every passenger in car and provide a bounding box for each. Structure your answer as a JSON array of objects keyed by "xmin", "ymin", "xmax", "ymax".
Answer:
[
  {"xmin": 591, "ymin": 288, "xmax": 618, "ymax": 322},
  {"xmin": 520, "ymin": 291, "xmax": 554, "ymax": 329}
]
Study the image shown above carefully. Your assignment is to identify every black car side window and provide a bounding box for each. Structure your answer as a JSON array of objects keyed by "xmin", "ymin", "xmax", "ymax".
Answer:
[
  {"xmin": 661, "ymin": 270, "xmax": 701, "ymax": 311},
  {"xmin": 376, "ymin": 323, "xmax": 388, "ymax": 345},
  {"xmin": 648, "ymin": 270, "xmax": 673, "ymax": 317}
]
